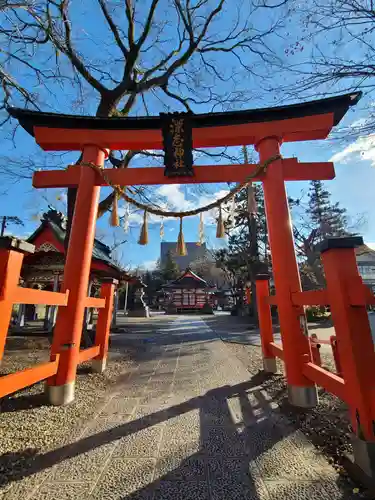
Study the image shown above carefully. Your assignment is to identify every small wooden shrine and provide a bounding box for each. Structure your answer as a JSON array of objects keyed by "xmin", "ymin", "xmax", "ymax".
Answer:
[{"xmin": 160, "ymin": 268, "xmax": 216, "ymax": 313}]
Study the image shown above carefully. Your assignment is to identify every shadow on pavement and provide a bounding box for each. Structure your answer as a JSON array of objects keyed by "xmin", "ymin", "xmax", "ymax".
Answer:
[
  {"xmin": 0, "ymin": 375, "xmax": 289, "ymax": 499},
  {"xmin": 0, "ymin": 392, "xmax": 48, "ymax": 413}
]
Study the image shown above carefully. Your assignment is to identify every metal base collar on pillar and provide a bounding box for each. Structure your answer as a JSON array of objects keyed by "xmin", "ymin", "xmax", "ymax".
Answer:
[
  {"xmin": 91, "ymin": 358, "xmax": 107, "ymax": 373},
  {"xmin": 288, "ymin": 384, "xmax": 318, "ymax": 408},
  {"xmin": 46, "ymin": 381, "xmax": 75, "ymax": 406},
  {"xmin": 351, "ymin": 436, "xmax": 375, "ymax": 479},
  {"xmin": 263, "ymin": 357, "xmax": 278, "ymax": 374}
]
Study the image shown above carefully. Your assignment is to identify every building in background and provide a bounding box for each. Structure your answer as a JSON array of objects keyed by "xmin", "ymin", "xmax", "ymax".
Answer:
[
  {"xmin": 356, "ymin": 244, "xmax": 375, "ymax": 292},
  {"xmin": 160, "ymin": 242, "xmax": 208, "ymax": 270}
]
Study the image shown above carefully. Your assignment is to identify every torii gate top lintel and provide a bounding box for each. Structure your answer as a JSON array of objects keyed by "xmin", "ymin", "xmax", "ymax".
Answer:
[{"xmin": 9, "ymin": 92, "xmax": 361, "ymax": 151}]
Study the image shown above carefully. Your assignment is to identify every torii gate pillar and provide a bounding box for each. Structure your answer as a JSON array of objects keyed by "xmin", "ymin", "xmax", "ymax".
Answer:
[
  {"xmin": 47, "ymin": 145, "xmax": 108, "ymax": 405},
  {"xmin": 257, "ymin": 137, "xmax": 318, "ymax": 407}
]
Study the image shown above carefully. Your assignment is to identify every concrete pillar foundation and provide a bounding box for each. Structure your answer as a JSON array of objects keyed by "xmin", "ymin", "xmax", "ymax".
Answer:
[
  {"xmin": 46, "ymin": 381, "xmax": 75, "ymax": 406},
  {"xmin": 288, "ymin": 384, "xmax": 318, "ymax": 408},
  {"xmin": 91, "ymin": 358, "xmax": 107, "ymax": 373},
  {"xmin": 263, "ymin": 357, "xmax": 278, "ymax": 374},
  {"xmin": 351, "ymin": 436, "xmax": 375, "ymax": 479}
]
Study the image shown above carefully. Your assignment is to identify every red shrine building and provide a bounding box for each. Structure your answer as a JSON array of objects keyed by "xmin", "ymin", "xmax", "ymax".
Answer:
[
  {"xmin": 23, "ymin": 207, "xmax": 124, "ymax": 288},
  {"xmin": 160, "ymin": 268, "xmax": 217, "ymax": 313},
  {"xmin": 15, "ymin": 207, "xmax": 128, "ymax": 327}
]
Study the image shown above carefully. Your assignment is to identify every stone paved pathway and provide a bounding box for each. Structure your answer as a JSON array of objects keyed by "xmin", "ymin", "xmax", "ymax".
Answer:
[{"xmin": 15, "ymin": 315, "xmax": 354, "ymax": 499}]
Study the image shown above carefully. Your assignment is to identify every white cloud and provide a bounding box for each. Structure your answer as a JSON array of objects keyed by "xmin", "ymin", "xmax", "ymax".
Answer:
[
  {"xmin": 10, "ymin": 230, "xmax": 31, "ymax": 240},
  {"xmin": 128, "ymin": 212, "xmax": 144, "ymax": 224},
  {"xmin": 139, "ymin": 260, "xmax": 157, "ymax": 270},
  {"xmin": 194, "ymin": 189, "xmax": 230, "ymax": 225},
  {"xmin": 156, "ymin": 184, "xmax": 193, "ymax": 211},
  {"xmin": 330, "ymin": 134, "xmax": 375, "ymax": 166},
  {"xmin": 365, "ymin": 242, "xmax": 375, "ymax": 250}
]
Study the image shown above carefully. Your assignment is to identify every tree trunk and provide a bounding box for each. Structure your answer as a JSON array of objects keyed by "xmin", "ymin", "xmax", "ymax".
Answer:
[{"xmin": 63, "ymin": 97, "xmax": 117, "ymax": 249}]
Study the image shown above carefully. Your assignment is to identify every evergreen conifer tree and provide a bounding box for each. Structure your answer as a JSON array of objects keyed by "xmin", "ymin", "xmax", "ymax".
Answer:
[
  {"xmin": 215, "ymin": 182, "xmax": 269, "ymax": 318},
  {"xmin": 292, "ymin": 180, "xmax": 353, "ymax": 288},
  {"xmin": 308, "ymin": 180, "xmax": 349, "ymax": 240}
]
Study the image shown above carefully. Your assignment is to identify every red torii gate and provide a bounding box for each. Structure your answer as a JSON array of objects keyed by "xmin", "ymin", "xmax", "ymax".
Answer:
[
  {"xmin": 6, "ymin": 92, "xmax": 358, "ymax": 406},
  {"xmin": 9, "ymin": 94, "xmax": 356, "ymax": 399},
  {"xmin": 4, "ymin": 93, "xmax": 375, "ymax": 475}
]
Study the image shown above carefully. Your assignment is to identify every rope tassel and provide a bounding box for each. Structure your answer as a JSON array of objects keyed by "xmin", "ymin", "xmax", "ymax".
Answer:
[
  {"xmin": 138, "ymin": 210, "xmax": 149, "ymax": 245},
  {"xmin": 110, "ymin": 188, "xmax": 120, "ymax": 227},
  {"xmin": 177, "ymin": 217, "xmax": 187, "ymax": 256},
  {"xmin": 123, "ymin": 200, "xmax": 130, "ymax": 233},
  {"xmin": 216, "ymin": 205, "xmax": 225, "ymax": 238},
  {"xmin": 197, "ymin": 213, "xmax": 204, "ymax": 246},
  {"xmin": 229, "ymin": 197, "xmax": 236, "ymax": 228},
  {"xmin": 247, "ymin": 183, "xmax": 258, "ymax": 214}
]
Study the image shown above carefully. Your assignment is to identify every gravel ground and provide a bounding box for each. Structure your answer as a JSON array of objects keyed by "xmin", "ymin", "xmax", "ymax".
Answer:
[
  {"xmin": 203, "ymin": 315, "xmax": 371, "ymax": 496},
  {"xmin": 0, "ymin": 336, "xmax": 135, "ymax": 494}
]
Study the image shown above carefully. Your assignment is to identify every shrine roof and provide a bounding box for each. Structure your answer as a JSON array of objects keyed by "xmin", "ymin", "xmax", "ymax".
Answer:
[
  {"xmin": 355, "ymin": 244, "xmax": 375, "ymax": 257},
  {"xmin": 27, "ymin": 212, "xmax": 119, "ymax": 271},
  {"xmin": 163, "ymin": 268, "xmax": 213, "ymax": 289},
  {"xmin": 8, "ymin": 93, "xmax": 361, "ymax": 136}
]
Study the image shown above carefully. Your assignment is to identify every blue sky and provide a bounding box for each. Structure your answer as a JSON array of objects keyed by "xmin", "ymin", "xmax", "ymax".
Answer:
[{"xmin": 0, "ymin": 1, "xmax": 374, "ymax": 270}]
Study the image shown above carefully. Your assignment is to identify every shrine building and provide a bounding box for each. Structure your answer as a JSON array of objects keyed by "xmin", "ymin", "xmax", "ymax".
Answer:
[
  {"xmin": 14, "ymin": 208, "xmax": 130, "ymax": 328},
  {"xmin": 160, "ymin": 267, "xmax": 217, "ymax": 313}
]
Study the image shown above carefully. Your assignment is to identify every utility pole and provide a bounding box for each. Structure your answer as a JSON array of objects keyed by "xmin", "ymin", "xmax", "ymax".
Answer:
[
  {"xmin": 124, "ymin": 281, "xmax": 129, "ymax": 315},
  {"xmin": 1, "ymin": 216, "xmax": 6, "ymax": 237},
  {"xmin": 0, "ymin": 216, "xmax": 24, "ymax": 237}
]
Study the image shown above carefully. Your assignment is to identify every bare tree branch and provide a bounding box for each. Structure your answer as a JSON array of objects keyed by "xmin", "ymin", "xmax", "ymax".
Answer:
[
  {"xmin": 124, "ymin": 0, "xmax": 135, "ymax": 47},
  {"xmin": 160, "ymin": 84, "xmax": 192, "ymax": 111},
  {"xmin": 97, "ymin": 0, "xmax": 129, "ymax": 57},
  {"xmin": 0, "ymin": 0, "xmax": 289, "ymax": 229},
  {"xmin": 47, "ymin": 0, "xmax": 108, "ymax": 95}
]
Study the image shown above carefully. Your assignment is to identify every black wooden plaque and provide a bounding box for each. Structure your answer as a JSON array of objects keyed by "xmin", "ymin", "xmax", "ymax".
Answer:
[{"xmin": 160, "ymin": 112, "xmax": 194, "ymax": 177}]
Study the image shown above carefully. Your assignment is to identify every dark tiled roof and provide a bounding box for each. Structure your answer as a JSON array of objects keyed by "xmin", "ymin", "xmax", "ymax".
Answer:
[{"xmin": 8, "ymin": 92, "xmax": 361, "ymax": 135}]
